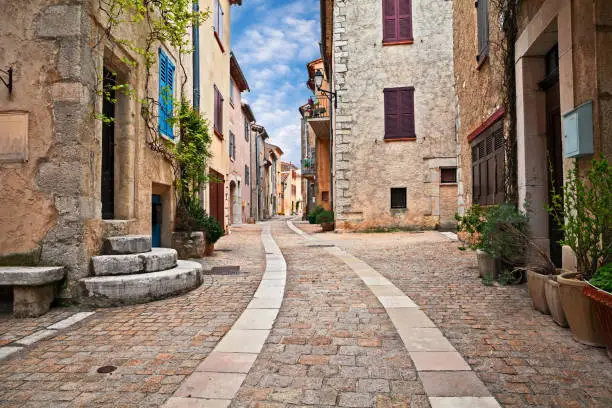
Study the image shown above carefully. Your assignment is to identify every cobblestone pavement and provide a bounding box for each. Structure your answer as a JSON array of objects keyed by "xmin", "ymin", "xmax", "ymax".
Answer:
[
  {"xmin": 0, "ymin": 224, "xmax": 265, "ymax": 407},
  {"xmin": 232, "ymin": 221, "xmax": 429, "ymax": 408},
  {"xmin": 297, "ymin": 227, "xmax": 612, "ymax": 408}
]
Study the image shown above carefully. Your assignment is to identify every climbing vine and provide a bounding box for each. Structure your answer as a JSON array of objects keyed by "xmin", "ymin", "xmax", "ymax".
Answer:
[{"xmin": 489, "ymin": 0, "xmax": 520, "ymax": 204}]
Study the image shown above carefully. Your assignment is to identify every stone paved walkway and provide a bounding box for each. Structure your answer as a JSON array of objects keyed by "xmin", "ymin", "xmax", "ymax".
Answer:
[
  {"xmin": 232, "ymin": 221, "xmax": 429, "ymax": 408},
  {"xmin": 295, "ymin": 225, "xmax": 612, "ymax": 408},
  {"xmin": 0, "ymin": 224, "xmax": 265, "ymax": 407}
]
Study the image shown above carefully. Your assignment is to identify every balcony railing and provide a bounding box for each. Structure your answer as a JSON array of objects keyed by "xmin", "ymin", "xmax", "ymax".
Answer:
[
  {"xmin": 304, "ymin": 95, "xmax": 329, "ymax": 120},
  {"xmin": 302, "ymin": 149, "xmax": 316, "ymax": 177}
]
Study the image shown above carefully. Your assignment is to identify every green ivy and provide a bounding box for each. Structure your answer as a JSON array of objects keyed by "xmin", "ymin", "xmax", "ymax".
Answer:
[
  {"xmin": 590, "ymin": 264, "xmax": 612, "ymax": 293},
  {"xmin": 455, "ymin": 205, "xmax": 489, "ymax": 250}
]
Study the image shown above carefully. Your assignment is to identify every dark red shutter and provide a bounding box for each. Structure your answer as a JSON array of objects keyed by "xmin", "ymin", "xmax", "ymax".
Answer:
[
  {"xmin": 398, "ymin": 88, "xmax": 415, "ymax": 138},
  {"xmin": 398, "ymin": 0, "xmax": 412, "ymax": 41},
  {"xmin": 383, "ymin": 0, "xmax": 397, "ymax": 42},
  {"xmin": 384, "ymin": 89, "xmax": 399, "ymax": 138}
]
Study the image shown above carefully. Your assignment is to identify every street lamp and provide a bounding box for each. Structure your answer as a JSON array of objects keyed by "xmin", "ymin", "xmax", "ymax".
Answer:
[{"xmin": 313, "ymin": 69, "xmax": 337, "ymax": 109}]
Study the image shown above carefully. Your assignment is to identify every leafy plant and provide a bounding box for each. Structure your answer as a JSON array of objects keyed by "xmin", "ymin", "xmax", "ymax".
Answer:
[
  {"xmin": 316, "ymin": 210, "xmax": 334, "ymax": 224},
  {"xmin": 455, "ymin": 205, "xmax": 489, "ymax": 250},
  {"xmin": 175, "ymin": 198, "xmax": 223, "ymax": 244},
  {"xmin": 308, "ymin": 205, "xmax": 325, "ymax": 224},
  {"xmin": 480, "ymin": 203, "xmax": 529, "ymax": 268},
  {"xmin": 548, "ymin": 158, "xmax": 612, "ymax": 280},
  {"xmin": 590, "ymin": 264, "xmax": 612, "ymax": 293}
]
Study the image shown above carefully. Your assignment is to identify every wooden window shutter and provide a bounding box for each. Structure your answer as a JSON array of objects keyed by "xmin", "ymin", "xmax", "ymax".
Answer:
[
  {"xmin": 398, "ymin": 0, "xmax": 413, "ymax": 41},
  {"xmin": 477, "ymin": 0, "xmax": 489, "ymax": 60},
  {"xmin": 398, "ymin": 87, "xmax": 415, "ymax": 138},
  {"xmin": 158, "ymin": 49, "xmax": 175, "ymax": 139},
  {"xmin": 384, "ymin": 88, "xmax": 399, "ymax": 138},
  {"xmin": 383, "ymin": 0, "xmax": 397, "ymax": 42}
]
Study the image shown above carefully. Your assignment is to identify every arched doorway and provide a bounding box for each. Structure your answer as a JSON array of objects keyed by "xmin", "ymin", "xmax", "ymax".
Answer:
[{"xmin": 229, "ymin": 180, "xmax": 241, "ymax": 225}]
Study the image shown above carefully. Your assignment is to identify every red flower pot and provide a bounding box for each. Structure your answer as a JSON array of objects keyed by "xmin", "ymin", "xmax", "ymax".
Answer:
[{"xmin": 584, "ymin": 284, "xmax": 612, "ymax": 359}]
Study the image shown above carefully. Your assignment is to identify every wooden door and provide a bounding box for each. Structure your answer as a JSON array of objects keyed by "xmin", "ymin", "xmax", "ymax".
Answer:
[{"xmin": 209, "ymin": 170, "xmax": 225, "ymax": 229}]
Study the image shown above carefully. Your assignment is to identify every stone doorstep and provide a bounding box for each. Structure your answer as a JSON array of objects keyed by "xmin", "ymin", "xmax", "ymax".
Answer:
[
  {"xmin": 103, "ymin": 235, "xmax": 152, "ymax": 255},
  {"xmin": 91, "ymin": 248, "xmax": 178, "ymax": 276}
]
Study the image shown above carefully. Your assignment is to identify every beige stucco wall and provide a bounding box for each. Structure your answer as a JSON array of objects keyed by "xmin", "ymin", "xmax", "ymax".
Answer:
[
  {"xmin": 199, "ymin": 0, "xmax": 233, "ymax": 229},
  {"xmin": 332, "ymin": 0, "xmax": 458, "ymax": 231},
  {"xmin": 228, "ymin": 77, "xmax": 251, "ymax": 224},
  {"xmin": 0, "ymin": 0, "xmax": 191, "ymax": 297}
]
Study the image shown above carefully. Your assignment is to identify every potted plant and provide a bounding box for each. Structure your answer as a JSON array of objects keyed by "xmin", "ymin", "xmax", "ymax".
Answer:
[
  {"xmin": 201, "ymin": 215, "xmax": 223, "ymax": 256},
  {"xmin": 479, "ymin": 203, "xmax": 529, "ymax": 285},
  {"xmin": 455, "ymin": 205, "xmax": 494, "ymax": 279},
  {"xmin": 316, "ymin": 210, "xmax": 335, "ymax": 232},
  {"xmin": 584, "ymin": 264, "xmax": 612, "ymax": 358},
  {"xmin": 308, "ymin": 205, "xmax": 324, "ymax": 225},
  {"xmin": 548, "ymin": 158, "xmax": 611, "ymax": 346}
]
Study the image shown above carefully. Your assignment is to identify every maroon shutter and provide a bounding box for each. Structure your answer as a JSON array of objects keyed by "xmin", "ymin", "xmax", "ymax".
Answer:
[
  {"xmin": 219, "ymin": 92, "xmax": 224, "ymax": 135},
  {"xmin": 398, "ymin": 0, "xmax": 412, "ymax": 41},
  {"xmin": 384, "ymin": 89, "xmax": 399, "ymax": 138},
  {"xmin": 213, "ymin": 86, "xmax": 219, "ymax": 133},
  {"xmin": 398, "ymin": 87, "xmax": 415, "ymax": 138},
  {"xmin": 383, "ymin": 0, "xmax": 397, "ymax": 42}
]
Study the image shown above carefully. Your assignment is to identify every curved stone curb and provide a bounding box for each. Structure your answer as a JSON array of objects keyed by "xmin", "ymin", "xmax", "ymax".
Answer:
[
  {"xmin": 286, "ymin": 221, "xmax": 501, "ymax": 408},
  {"xmin": 164, "ymin": 224, "xmax": 286, "ymax": 408}
]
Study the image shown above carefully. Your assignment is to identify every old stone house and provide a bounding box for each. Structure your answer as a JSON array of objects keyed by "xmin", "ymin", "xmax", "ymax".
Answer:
[
  {"xmin": 453, "ymin": 0, "xmax": 612, "ymax": 269},
  {"xmin": 323, "ymin": 0, "xmax": 459, "ymax": 231},
  {"xmin": 280, "ymin": 162, "xmax": 301, "ymax": 216},
  {"xmin": 300, "ymin": 58, "xmax": 333, "ymax": 216},
  {"xmin": 264, "ymin": 143, "xmax": 283, "ymax": 218},
  {"xmin": 228, "ymin": 52, "xmax": 251, "ymax": 225},
  {"xmin": 0, "ymin": 0, "xmax": 195, "ymax": 298}
]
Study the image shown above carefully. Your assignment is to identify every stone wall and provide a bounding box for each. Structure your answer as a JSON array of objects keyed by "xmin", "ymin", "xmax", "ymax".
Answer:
[
  {"xmin": 453, "ymin": 0, "xmax": 506, "ymax": 214},
  {"xmin": 0, "ymin": 0, "xmax": 191, "ymax": 298},
  {"xmin": 332, "ymin": 0, "xmax": 458, "ymax": 231}
]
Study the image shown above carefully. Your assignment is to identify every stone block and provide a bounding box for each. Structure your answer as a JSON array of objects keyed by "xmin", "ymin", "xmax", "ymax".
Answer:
[
  {"xmin": 196, "ymin": 352, "xmax": 257, "ymax": 374},
  {"xmin": 13, "ymin": 284, "xmax": 55, "ymax": 318},
  {"xmin": 104, "ymin": 235, "xmax": 152, "ymax": 255},
  {"xmin": 174, "ymin": 372, "xmax": 246, "ymax": 399},
  {"xmin": 410, "ymin": 352, "xmax": 471, "ymax": 371},
  {"xmin": 171, "ymin": 232, "xmax": 206, "ymax": 259},
  {"xmin": 51, "ymin": 83, "xmax": 85, "ymax": 103},
  {"xmin": 36, "ymin": 5, "xmax": 81, "ymax": 38},
  {"xmin": 0, "ymin": 266, "xmax": 65, "ymax": 286},
  {"xmin": 419, "ymin": 372, "xmax": 491, "ymax": 397}
]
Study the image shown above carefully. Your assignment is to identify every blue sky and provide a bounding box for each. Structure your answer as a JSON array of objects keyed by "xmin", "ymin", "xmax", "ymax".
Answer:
[{"xmin": 231, "ymin": 0, "xmax": 321, "ymax": 166}]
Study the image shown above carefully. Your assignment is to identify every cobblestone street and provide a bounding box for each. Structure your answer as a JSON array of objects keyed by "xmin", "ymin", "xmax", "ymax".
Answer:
[{"xmin": 1, "ymin": 220, "xmax": 611, "ymax": 407}]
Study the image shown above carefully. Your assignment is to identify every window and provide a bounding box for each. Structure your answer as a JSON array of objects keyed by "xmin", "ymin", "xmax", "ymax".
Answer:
[
  {"xmin": 229, "ymin": 78, "xmax": 235, "ymax": 106},
  {"xmin": 158, "ymin": 48, "xmax": 175, "ymax": 139},
  {"xmin": 229, "ymin": 131, "xmax": 236, "ymax": 160},
  {"xmin": 214, "ymin": 0, "xmax": 224, "ymax": 42},
  {"xmin": 214, "ymin": 85, "xmax": 223, "ymax": 137},
  {"xmin": 244, "ymin": 118, "xmax": 250, "ymax": 141},
  {"xmin": 472, "ymin": 120, "xmax": 504, "ymax": 205},
  {"xmin": 391, "ymin": 188, "xmax": 407, "ymax": 209},
  {"xmin": 440, "ymin": 168, "xmax": 457, "ymax": 184},
  {"xmin": 383, "ymin": 0, "xmax": 413, "ymax": 44},
  {"xmin": 476, "ymin": 0, "xmax": 489, "ymax": 63},
  {"xmin": 384, "ymin": 87, "xmax": 415, "ymax": 140},
  {"xmin": 245, "ymin": 165, "xmax": 250, "ymax": 185},
  {"xmin": 322, "ymin": 191, "xmax": 329, "ymax": 202}
]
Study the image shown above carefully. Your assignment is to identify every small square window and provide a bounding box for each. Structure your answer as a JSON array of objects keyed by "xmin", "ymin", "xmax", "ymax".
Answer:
[
  {"xmin": 440, "ymin": 168, "xmax": 457, "ymax": 184},
  {"xmin": 391, "ymin": 188, "xmax": 407, "ymax": 209},
  {"xmin": 321, "ymin": 191, "xmax": 329, "ymax": 202}
]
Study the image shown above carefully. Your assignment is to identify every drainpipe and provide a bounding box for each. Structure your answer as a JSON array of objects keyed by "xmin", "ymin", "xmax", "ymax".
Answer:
[{"xmin": 192, "ymin": 1, "xmax": 200, "ymax": 110}]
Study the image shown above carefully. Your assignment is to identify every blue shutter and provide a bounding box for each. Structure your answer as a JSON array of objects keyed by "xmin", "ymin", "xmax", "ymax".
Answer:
[{"xmin": 159, "ymin": 48, "xmax": 175, "ymax": 139}]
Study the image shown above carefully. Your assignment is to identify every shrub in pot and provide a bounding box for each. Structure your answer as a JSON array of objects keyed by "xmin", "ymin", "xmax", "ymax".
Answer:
[
  {"xmin": 316, "ymin": 210, "xmax": 335, "ymax": 232},
  {"xmin": 455, "ymin": 205, "xmax": 493, "ymax": 279},
  {"xmin": 308, "ymin": 205, "xmax": 324, "ymax": 225},
  {"xmin": 548, "ymin": 158, "xmax": 611, "ymax": 346},
  {"xmin": 479, "ymin": 203, "xmax": 529, "ymax": 285},
  {"xmin": 584, "ymin": 264, "xmax": 612, "ymax": 358}
]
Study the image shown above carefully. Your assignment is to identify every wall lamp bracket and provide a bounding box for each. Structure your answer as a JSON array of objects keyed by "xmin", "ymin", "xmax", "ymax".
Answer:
[{"xmin": 0, "ymin": 67, "xmax": 13, "ymax": 94}]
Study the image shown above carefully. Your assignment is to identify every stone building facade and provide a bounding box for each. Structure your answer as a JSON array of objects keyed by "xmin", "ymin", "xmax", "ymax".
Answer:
[
  {"xmin": 0, "ymin": 0, "xmax": 192, "ymax": 297},
  {"xmin": 228, "ymin": 53, "xmax": 250, "ymax": 225},
  {"xmin": 329, "ymin": 0, "xmax": 458, "ymax": 231}
]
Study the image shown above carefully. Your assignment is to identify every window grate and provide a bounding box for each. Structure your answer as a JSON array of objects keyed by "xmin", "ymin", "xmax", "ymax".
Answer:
[{"xmin": 390, "ymin": 188, "xmax": 407, "ymax": 209}]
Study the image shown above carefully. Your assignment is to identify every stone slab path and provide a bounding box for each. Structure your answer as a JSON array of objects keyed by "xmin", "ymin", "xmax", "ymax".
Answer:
[
  {"xmin": 294, "ymin": 223, "xmax": 612, "ymax": 407},
  {"xmin": 0, "ymin": 224, "xmax": 265, "ymax": 407},
  {"xmin": 164, "ymin": 225, "xmax": 286, "ymax": 408}
]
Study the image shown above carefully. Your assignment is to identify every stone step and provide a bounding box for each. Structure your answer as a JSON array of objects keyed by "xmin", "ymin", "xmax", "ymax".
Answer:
[
  {"xmin": 91, "ymin": 248, "xmax": 178, "ymax": 276},
  {"xmin": 103, "ymin": 235, "xmax": 152, "ymax": 255},
  {"xmin": 0, "ymin": 266, "xmax": 64, "ymax": 286},
  {"xmin": 79, "ymin": 260, "xmax": 203, "ymax": 307}
]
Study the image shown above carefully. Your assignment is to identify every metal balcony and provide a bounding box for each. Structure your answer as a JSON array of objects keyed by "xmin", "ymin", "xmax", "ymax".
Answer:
[{"xmin": 304, "ymin": 95, "xmax": 330, "ymax": 139}]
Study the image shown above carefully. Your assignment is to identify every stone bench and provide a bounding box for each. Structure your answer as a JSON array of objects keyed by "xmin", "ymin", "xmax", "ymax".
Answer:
[{"xmin": 0, "ymin": 267, "xmax": 65, "ymax": 317}]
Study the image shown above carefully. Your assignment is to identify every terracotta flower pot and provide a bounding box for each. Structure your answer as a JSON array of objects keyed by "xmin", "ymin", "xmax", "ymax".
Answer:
[
  {"xmin": 321, "ymin": 222, "xmax": 335, "ymax": 232},
  {"xmin": 583, "ymin": 283, "xmax": 612, "ymax": 359},
  {"xmin": 204, "ymin": 242, "xmax": 215, "ymax": 257},
  {"xmin": 527, "ymin": 270, "xmax": 550, "ymax": 315},
  {"xmin": 558, "ymin": 272, "xmax": 605, "ymax": 347},
  {"xmin": 545, "ymin": 274, "xmax": 568, "ymax": 327}
]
